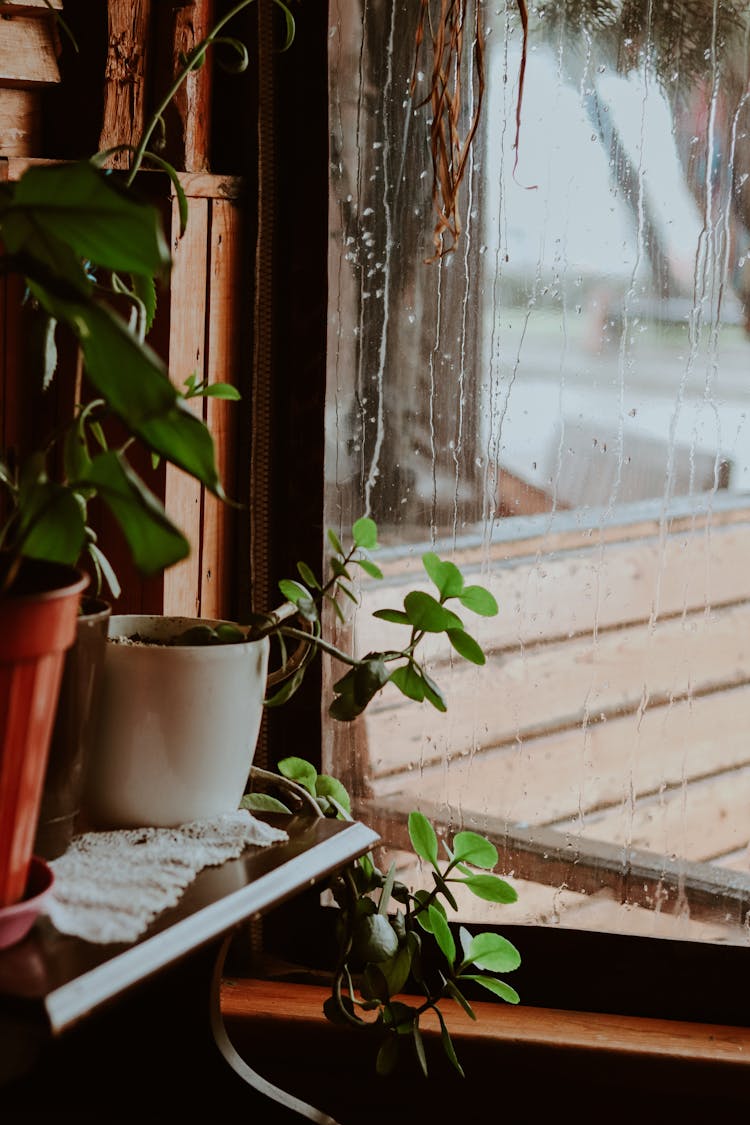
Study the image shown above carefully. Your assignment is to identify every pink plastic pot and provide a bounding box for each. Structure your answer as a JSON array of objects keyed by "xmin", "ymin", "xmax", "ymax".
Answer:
[{"xmin": 0, "ymin": 559, "xmax": 87, "ymax": 907}]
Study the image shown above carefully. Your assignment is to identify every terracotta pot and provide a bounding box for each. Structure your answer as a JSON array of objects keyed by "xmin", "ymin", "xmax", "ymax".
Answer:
[
  {"xmin": 0, "ymin": 559, "xmax": 88, "ymax": 907},
  {"xmin": 83, "ymin": 615, "xmax": 270, "ymax": 829},
  {"xmin": 33, "ymin": 597, "xmax": 112, "ymax": 860}
]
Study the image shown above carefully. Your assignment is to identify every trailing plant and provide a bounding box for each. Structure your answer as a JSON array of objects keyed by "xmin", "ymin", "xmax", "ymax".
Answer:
[
  {"xmin": 246, "ymin": 756, "xmax": 521, "ymax": 1077},
  {"xmin": 176, "ymin": 516, "xmax": 499, "ymax": 719},
  {"xmin": 0, "ymin": 0, "xmax": 294, "ymax": 596}
]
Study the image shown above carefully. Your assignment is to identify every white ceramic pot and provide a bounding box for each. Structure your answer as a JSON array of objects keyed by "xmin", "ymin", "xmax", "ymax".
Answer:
[{"xmin": 82, "ymin": 615, "xmax": 270, "ymax": 829}]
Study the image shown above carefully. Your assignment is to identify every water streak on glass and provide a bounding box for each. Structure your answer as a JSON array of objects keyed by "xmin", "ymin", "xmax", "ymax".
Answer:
[{"xmin": 326, "ymin": 1, "xmax": 750, "ymax": 946}]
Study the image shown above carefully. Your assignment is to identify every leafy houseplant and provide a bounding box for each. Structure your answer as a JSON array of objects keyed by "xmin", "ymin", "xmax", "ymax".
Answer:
[
  {"xmin": 84, "ymin": 515, "xmax": 503, "ymax": 828},
  {"xmin": 247, "ymin": 756, "xmax": 522, "ymax": 1078},
  {"xmin": 0, "ymin": 0, "xmax": 291, "ymax": 903}
]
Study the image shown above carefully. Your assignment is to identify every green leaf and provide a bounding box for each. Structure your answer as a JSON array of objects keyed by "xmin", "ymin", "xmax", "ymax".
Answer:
[
  {"xmin": 408, "ymin": 811, "xmax": 439, "ymax": 865},
  {"xmin": 277, "ymin": 756, "xmax": 318, "ymax": 796},
  {"xmin": 199, "ymin": 382, "xmax": 241, "ymax": 400},
  {"xmin": 263, "ymin": 663, "xmax": 307, "ymax": 708},
  {"xmin": 278, "ymin": 578, "xmax": 311, "ymax": 604},
  {"xmin": 63, "ymin": 417, "xmax": 92, "ymax": 483},
  {"xmin": 327, "ymin": 528, "xmax": 344, "ymax": 555},
  {"xmin": 389, "ymin": 662, "xmax": 426, "ymax": 702},
  {"xmin": 452, "ymin": 832, "xmax": 498, "ymax": 869},
  {"xmin": 352, "ymin": 516, "xmax": 378, "ymax": 549},
  {"xmin": 34, "ymin": 296, "xmax": 224, "ymax": 495},
  {"xmin": 78, "ymin": 450, "xmax": 189, "ymax": 574},
  {"xmin": 460, "ymin": 975, "xmax": 521, "ymax": 1005},
  {"xmin": 86, "ymin": 541, "xmax": 121, "ymax": 599},
  {"xmin": 353, "ymin": 914, "xmax": 399, "ymax": 963},
  {"xmin": 413, "ymin": 891, "xmax": 446, "ymax": 933},
  {"xmin": 422, "ymin": 552, "xmax": 464, "ymax": 598},
  {"xmin": 8, "ymin": 160, "xmax": 170, "ymax": 279},
  {"xmin": 239, "ymin": 793, "xmax": 292, "ymax": 815},
  {"xmin": 315, "ymin": 773, "xmax": 351, "ymax": 815},
  {"xmin": 376, "ymin": 1035, "xmax": 399, "ymax": 1077},
  {"xmin": 356, "ymin": 557, "xmax": 383, "ymax": 580},
  {"xmin": 330, "ymin": 557, "xmax": 352, "ymax": 580},
  {"xmin": 421, "ymin": 669, "xmax": 447, "ymax": 713},
  {"xmin": 379, "ymin": 942, "xmax": 414, "ymax": 998},
  {"xmin": 431, "ymin": 869, "xmax": 458, "ymax": 912},
  {"xmin": 412, "ymin": 1022, "xmax": 428, "ymax": 1077},
  {"xmin": 458, "ymin": 584, "xmax": 499, "ymax": 617},
  {"xmin": 436, "ymin": 1008, "xmax": 465, "ymax": 1078},
  {"xmin": 15, "ymin": 481, "xmax": 87, "ymax": 564},
  {"xmin": 403, "ymin": 590, "xmax": 463, "ymax": 633},
  {"xmin": 461, "ymin": 932, "xmax": 521, "ymax": 974},
  {"xmin": 457, "ymin": 874, "xmax": 518, "ymax": 904},
  {"xmin": 444, "ymin": 979, "xmax": 477, "ymax": 1021},
  {"xmin": 428, "ymin": 904, "xmax": 456, "ymax": 965},
  {"xmin": 446, "ymin": 627, "xmax": 486, "ymax": 665},
  {"xmin": 296, "ymin": 560, "xmax": 320, "ymax": 589},
  {"xmin": 141, "ymin": 149, "xmax": 189, "ymax": 236},
  {"xmin": 372, "ymin": 607, "xmax": 411, "ymax": 626},
  {"xmin": 130, "ymin": 271, "xmax": 157, "ymax": 333}
]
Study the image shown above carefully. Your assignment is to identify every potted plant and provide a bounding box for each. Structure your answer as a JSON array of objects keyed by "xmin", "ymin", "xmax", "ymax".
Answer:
[
  {"xmin": 83, "ymin": 515, "xmax": 500, "ymax": 828},
  {"xmin": 243, "ymin": 756, "xmax": 523, "ymax": 1079},
  {"xmin": 0, "ymin": 0, "xmax": 292, "ymax": 903}
]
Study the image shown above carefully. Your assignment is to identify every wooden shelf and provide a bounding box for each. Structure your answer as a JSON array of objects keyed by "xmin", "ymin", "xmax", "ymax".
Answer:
[{"xmin": 0, "ymin": 815, "xmax": 378, "ymax": 1036}]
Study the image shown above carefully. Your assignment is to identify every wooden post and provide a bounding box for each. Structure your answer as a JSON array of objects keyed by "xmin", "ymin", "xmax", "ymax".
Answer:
[
  {"xmin": 154, "ymin": 0, "xmax": 215, "ymax": 173},
  {"xmin": 98, "ymin": 0, "xmax": 152, "ymax": 164}
]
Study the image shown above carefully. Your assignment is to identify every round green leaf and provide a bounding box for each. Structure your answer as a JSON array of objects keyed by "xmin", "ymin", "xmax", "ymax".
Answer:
[
  {"xmin": 462, "ymin": 931, "xmax": 521, "ymax": 973},
  {"xmin": 452, "ymin": 831, "xmax": 498, "ymax": 868},
  {"xmin": 352, "ymin": 516, "xmax": 378, "ymax": 548},
  {"xmin": 315, "ymin": 773, "xmax": 352, "ymax": 815},
  {"xmin": 404, "ymin": 590, "xmax": 463, "ymax": 633},
  {"xmin": 458, "ymin": 585, "xmax": 499, "ymax": 616},
  {"xmin": 422, "ymin": 551, "xmax": 465, "ymax": 597},
  {"xmin": 277, "ymin": 756, "xmax": 318, "ymax": 795},
  {"xmin": 408, "ymin": 811, "xmax": 438, "ymax": 865},
  {"xmin": 389, "ymin": 663, "xmax": 426, "ymax": 702}
]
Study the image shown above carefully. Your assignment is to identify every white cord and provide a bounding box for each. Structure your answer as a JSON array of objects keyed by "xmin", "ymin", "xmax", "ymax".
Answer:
[{"xmin": 210, "ymin": 931, "xmax": 342, "ymax": 1125}]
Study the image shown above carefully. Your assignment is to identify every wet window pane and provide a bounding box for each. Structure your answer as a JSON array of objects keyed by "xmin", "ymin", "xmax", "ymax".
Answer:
[{"xmin": 326, "ymin": 2, "xmax": 750, "ymax": 945}]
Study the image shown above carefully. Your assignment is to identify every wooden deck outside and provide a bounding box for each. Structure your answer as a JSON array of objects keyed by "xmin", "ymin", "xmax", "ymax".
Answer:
[{"xmin": 346, "ymin": 493, "xmax": 750, "ymax": 944}]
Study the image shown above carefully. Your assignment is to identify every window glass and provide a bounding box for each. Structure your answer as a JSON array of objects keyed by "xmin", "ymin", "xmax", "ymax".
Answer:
[{"xmin": 326, "ymin": 1, "xmax": 750, "ymax": 945}]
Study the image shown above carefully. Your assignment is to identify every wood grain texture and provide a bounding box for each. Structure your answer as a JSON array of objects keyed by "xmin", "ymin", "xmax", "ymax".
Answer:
[
  {"xmin": 161, "ymin": 195, "xmax": 209, "ymax": 617},
  {"xmin": 221, "ymin": 978, "xmax": 750, "ymax": 1065},
  {"xmin": 98, "ymin": 0, "xmax": 151, "ymax": 165},
  {"xmin": 0, "ymin": 87, "xmax": 40, "ymax": 154},
  {"xmin": 154, "ymin": 0, "xmax": 214, "ymax": 173},
  {"xmin": 0, "ymin": 14, "xmax": 60, "ymax": 85},
  {"xmin": 200, "ymin": 198, "xmax": 243, "ymax": 619}
]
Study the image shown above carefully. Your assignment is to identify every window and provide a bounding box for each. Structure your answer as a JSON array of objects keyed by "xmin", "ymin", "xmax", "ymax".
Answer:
[{"xmin": 325, "ymin": 1, "xmax": 750, "ymax": 946}]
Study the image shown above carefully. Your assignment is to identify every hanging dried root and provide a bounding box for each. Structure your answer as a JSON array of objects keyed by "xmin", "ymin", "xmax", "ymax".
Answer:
[{"xmin": 411, "ymin": 0, "xmax": 486, "ymax": 262}]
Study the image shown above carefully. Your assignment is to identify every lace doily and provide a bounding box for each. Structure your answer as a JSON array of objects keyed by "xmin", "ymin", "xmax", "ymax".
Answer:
[{"xmin": 48, "ymin": 811, "xmax": 288, "ymax": 945}]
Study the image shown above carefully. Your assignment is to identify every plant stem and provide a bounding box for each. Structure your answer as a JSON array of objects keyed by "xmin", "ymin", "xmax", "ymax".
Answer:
[{"xmin": 125, "ymin": 0, "xmax": 260, "ymax": 186}]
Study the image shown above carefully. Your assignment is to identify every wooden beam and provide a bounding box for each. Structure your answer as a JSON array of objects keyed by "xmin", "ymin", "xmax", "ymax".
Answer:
[
  {"xmin": 154, "ymin": 0, "xmax": 214, "ymax": 173},
  {"xmin": 221, "ymin": 978, "xmax": 750, "ymax": 1068},
  {"xmin": 98, "ymin": 0, "xmax": 151, "ymax": 165},
  {"xmin": 0, "ymin": 13, "xmax": 60, "ymax": 86},
  {"xmin": 361, "ymin": 796, "xmax": 750, "ymax": 925}
]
